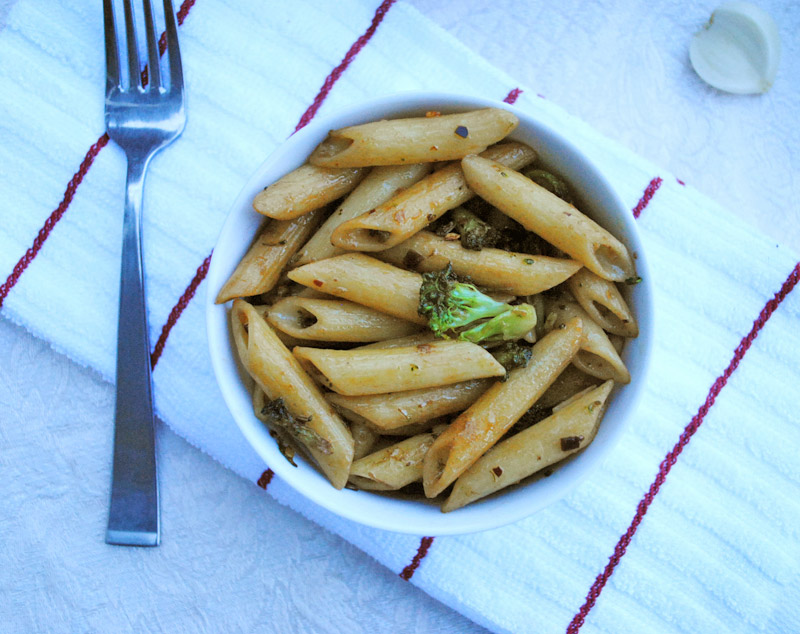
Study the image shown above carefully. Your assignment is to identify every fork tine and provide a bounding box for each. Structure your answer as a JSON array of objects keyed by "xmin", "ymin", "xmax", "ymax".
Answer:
[
  {"xmin": 122, "ymin": 0, "xmax": 141, "ymax": 89},
  {"xmin": 162, "ymin": 0, "xmax": 183, "ymax": 93},
  {"xmin": 103, "ymin": 0, "xmax": 120, "ymax": 92},
  {"xmin": 142, "ymin": 0, "xmax": 161, "ymax": 89}
]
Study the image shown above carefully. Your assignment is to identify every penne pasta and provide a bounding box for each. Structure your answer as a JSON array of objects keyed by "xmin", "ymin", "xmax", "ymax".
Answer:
[
  {"xmin": 267, "ymin": 296, "xmax": 421, "ymax": 342},
  {"xmin": 253, "ymin": 385, "xmax": 316, "ymax": 467},
  {"xmin": 215, "ymin": 208, "xmax": 325, "ymax": 303},
  {"xmin": 329, "ymin": 142, "xmax": 537, "ymax": 251},
  {"xmin": 422, "ymin": 317, "xmax": 583, "ymax": 498},
  {"xmin": 333, "ymin": 403, "xmax": 442, "ymax": 437},
  {"xmin": 230, "ymin": 299, "xmax": 354, "ymax": 488},
  {"xmin": 309, "ymin": 108, "xmax": 519, "ymax": 168},
  {"xmin": 250, "ymin": 304, "xmax": 344, "ymax": 349},
  {"xmin": 293, "ymin": 340, "xmax": 505, "ymax": 396},
  {"xmin": 357, "ymin": 331, "xmax": 439, "ymax": 350},
  {"xmin": 293, "ymin": 163, "xmax": 433, "ymax": 266},
  {"xmin": 348, "ymin": 429, "xmax": 442, "ymax": 491},
  {"xmin": 544, "ymin": 297, "xmax": 630, "ymax": 384},
  {"xmin": 326, "ymin": 379, "xmax": 492, "ymax": 430},
  {"xmin": 442, "ymin": 381, "xmax": 614, "ymax": 511},
  {"xmin": 461, "ymin": 155, "xmax": 636, "ymax": 282},
  {"xmin": 287, "ymin": 253, "xmax": 427, "ymax": 324},
  {"xmin": 253, "ymin": 163, "xmax": 368, "ymax": 220},
  {"xmin": 377, "ymin": 230, "xmax": 581, "ymax": 296},
  {"xmin": 349, "ymin": 419, "xmax": 381, "ymax": 460},
  {"xmin": 567, "ymin": 268, "xmax": 639, "ymax": 337}
]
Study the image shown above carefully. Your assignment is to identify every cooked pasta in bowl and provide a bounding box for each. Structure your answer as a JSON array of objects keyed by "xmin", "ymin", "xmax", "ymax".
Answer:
[{"xmin": 206, "ymin": 92, "xmax": 653, "ymax": 534}]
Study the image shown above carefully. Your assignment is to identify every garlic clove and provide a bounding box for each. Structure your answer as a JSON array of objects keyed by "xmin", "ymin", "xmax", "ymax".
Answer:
[{"xmin": 689, "ymin": 1, "xmax": 781, "ymax": 94}]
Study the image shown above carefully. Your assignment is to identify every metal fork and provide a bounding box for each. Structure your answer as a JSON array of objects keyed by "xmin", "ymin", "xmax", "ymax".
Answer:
[{"xmin": 103, "ymin": 0, "xmax": 186, "ymax": 547}]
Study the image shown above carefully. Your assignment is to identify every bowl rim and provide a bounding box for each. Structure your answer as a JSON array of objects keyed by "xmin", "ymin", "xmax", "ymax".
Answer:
[{"xmin": 206, "ymin": 90, "xmax": 654, "ymax": 535}]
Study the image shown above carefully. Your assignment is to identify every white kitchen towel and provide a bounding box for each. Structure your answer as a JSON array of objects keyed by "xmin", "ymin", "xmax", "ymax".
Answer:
[{"xmin": 1, "ymin": 2, "xmax": 799, "ymax": 633}]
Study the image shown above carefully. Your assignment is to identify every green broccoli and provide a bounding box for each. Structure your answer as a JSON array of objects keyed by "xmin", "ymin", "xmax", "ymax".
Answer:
[
  {"xmin": 418, "ymin": 263, "xmax": 511, "ymax": 337},
  {"xmin": 451, "ymin": 207, "xmax": 500, "ymax": 250},
  {"xmin": 418, "ymin": 264, "xmax": 537, "ymax": 345},
  {"xmin": 459, "ymin": 304, "xmax": 537, "ymax": 344},
  {"xmin": 522, "ymin": 168, "xmax": 573, "ymax": 204},
  {"xmin": 490, "ymin": 340, "xmax": 533, "ymax": 379},
  {"xmin": 261, "ymin": 398, "xmax": 332, "ymax": 456}
]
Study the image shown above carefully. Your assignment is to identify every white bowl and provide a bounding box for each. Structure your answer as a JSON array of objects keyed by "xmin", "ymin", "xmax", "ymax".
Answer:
[{"xmin": 206, "ymin": 92, "xmax": 654, "ymax": 535}]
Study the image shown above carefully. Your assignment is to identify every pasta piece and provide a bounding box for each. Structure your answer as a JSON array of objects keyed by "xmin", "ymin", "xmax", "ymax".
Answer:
[
  {"xmin": 267, "ymin": 296, "xmax": 421, "ymax": 343},
  {"xmin": 333, "ymin": 403, "xmax": 441, "ymax": 437},
  {"xmin": 230, "ymin": 300, "xmax": 354, "ymax": 488},
  {"xmin": 326, "ymin": 379, "xmax": 491, "ymax": 430},
  {"xmin": 567, "ymin": 268, "xmax": 639, "ymax": 337},
  {"xmin": 215, "ymin": 208, "xmax": 325, "ymax": 303},
  {"xmin": 377, "ymin": 230, "xmax": 581, "ymax": 295},
  {"xmin": 253, "ymin": 385, "xmax": 315, "ymax": 467},
  {"xmin": 253, "ymin": 164, "xmax": 367, "ymax": 220},
  {"xmin": 348, "ymin": 429, "xmax": 442, "ymax": 491},
  {"xmin": 544, "ymin": 297, "xmax": 630, "ymax": 384},
  {"xmin": 330, "ymin": 142, "xmax": 537, "ymax": 251},
  {"xmin": 287, "ymin": 253, "xmax": 427, "ymax": 324},
  {"xmin": 357, "ymin": 331, "xmax": 438, "ymax": 350},
  {"xmin": 250, "ymin": 304, "xmax": 336, "ymax": 349},
  {"xmin": 294, "ymin": 163, "xmax": 433, "ymax": 266},
  {"xmin": 422, "ymin": 317, "xmax": 583, "ymax": 498},
  {"xmin": 349, "ymin": 420, "xmax": 381, "ymax": 460},
  {"xmin": 293, "ymin": 340, "xmax": 505, "ymax": 396},
  {"xmin": 443, "ymin": 381, "xmax": 614, "ymax": 511},
  {"xmin": 309, "ymin": 108, "xmax": 518, "ymax": 168},
  {"xmin": 461, "ymin": 155, "xmax": 636, "ymax": 282}
]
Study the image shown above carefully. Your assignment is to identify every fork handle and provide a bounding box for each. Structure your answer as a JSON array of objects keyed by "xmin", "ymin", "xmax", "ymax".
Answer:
[{"xmin": 106, "ymin": 153, "xmax": 160, "ymax": 547}]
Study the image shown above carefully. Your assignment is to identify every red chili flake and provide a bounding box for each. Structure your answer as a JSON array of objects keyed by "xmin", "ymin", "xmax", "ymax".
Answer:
[
  {"xmin": 455, "ymin": 125, "xmax": 469, "ymax": 138},
  {"xmin": 560, "ymin": 435, "xmax": 584, "ymax": 451},
  {"xmin": 425, "ymin": 111, "xmax": 441, "ymax": 118},
  {"xmin": 491, "ymin": 466, "xmax": 503, "ymax": 478},
  {"xmin": 416, "ymin": 343, "xmax": 433, "ymax": 354},
  {"xmin": 312, "ymin": 279, "xmax": 324, "ymax": 288}
]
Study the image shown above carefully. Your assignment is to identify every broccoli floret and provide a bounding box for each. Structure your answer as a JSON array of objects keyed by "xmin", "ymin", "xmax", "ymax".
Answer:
[
  {"xmin": 451, "ymin": 207, "xmax": 500, "ymax": 250},
  {"xmin": 522, "ymin": 168, "xmax": 573, "ymax": 204},
  {"xmin": 418, "ymin": 263, "xmax": 510, "ymax": 337},
  {"xmin": 261, "ymin": 398, "xmax": 332, "ymax": 456},
  {"xmin": 490, "ymin": 340, "xmax": 533, "ymax": 379},
  {"xmin": 458, "ymin": 303, "xmax": 537, "ymax": 344}
]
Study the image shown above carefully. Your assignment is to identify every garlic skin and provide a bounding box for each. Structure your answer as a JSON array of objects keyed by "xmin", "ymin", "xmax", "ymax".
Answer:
[{"xmin": 689, "ymin": 2, "xmax": 781, "ymax": 94}]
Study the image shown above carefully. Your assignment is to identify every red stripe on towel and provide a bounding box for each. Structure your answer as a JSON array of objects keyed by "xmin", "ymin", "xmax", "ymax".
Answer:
[
  {"xmin": 632, "ymin": 177, "xmax": 663, "ymax": 218},
  {"xmin": 257, "ymin": 469, "xmax": 274, "ymax": 490},
  {"xmin": 0, "ymin": 0, "xmax": 198, "ymax": 310},
  {"xmin": 150, "ymin": 253, "xmax": 211, "ymax": 368},
  {"xmin": 0, "ymin": 133, "xmax": 110, "ymax": 308},
  {"xmin": 567, "ymin": 261, "xmax": 800, "ymax": 633},
  {"xmin": 399, "ymin": 536, "xmax": 435, "ymax": 581},
  {"xmin": 503, "ymin": 88, "xmax": 523, "ymax": 104},
  {"xmin": 294, "ymin": 0, "xmax": 397, "ymax": 132}
]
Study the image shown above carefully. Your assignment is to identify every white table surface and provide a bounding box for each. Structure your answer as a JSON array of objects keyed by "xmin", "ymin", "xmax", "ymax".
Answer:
[{"xmin": 2, "ymin": 1, "xmax": 797, "ymax": 632}]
